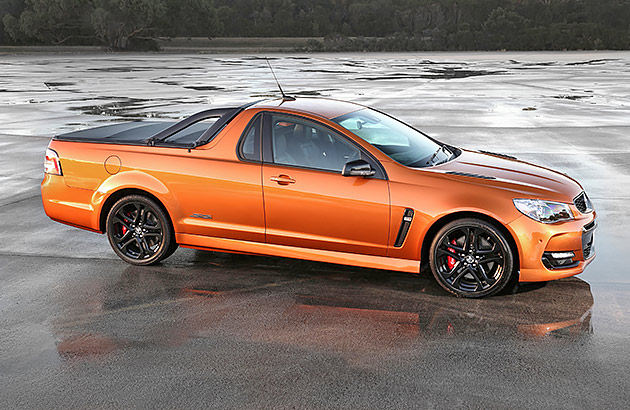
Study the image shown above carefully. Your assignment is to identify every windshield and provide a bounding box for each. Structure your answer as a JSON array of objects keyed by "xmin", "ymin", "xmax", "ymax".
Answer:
[{"xmin": 333, "ymin": 108, "xmax": 452, "ymax": 167}]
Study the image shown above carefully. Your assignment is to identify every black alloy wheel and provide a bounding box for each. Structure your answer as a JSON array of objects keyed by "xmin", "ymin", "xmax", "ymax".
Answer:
[
  {"xmin": 106, "ymin": 195, "xmax": 176, "ymax": 266},
  {"xmin": 429, "ymin": 218, "xmax": 514, "ymax": 298}
]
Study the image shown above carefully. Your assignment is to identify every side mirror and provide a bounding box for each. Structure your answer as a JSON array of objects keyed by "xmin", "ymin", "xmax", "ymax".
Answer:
[{"xmin": 342, "ymin": 159, "xmax": 376, "ymax": 177}]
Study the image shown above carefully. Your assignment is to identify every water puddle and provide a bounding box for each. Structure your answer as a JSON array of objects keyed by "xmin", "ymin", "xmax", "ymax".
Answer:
[
  {"xmin": 87, "ymin": 67, "xmax": 152, "ymax": 72},
  {"xmin": 566, "ymin": 59, "xmax": 620, "ymax": 66},
  {"xmin": 69, "ymin": 97, "xmax": 176, "ymax": 118},
  {"xmin": 552, "ymin": 95, "xmax": 593, "ymax": 100},
  {"xmin": 358, "ymin": 68, "xmax": 506, "ymax": 80},
  {"xmin": 183, "ymin": 85, "xmax": 226, "ymax": 91}
]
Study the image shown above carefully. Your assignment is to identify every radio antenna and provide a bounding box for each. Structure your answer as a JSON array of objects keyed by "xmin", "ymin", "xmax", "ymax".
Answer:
[{"xmin": 265, "ymin": 57, "xmax": 295, "ymax": 101}]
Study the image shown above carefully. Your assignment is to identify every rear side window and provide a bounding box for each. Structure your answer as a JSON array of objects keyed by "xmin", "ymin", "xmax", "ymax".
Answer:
[
  {"xmin": 239, "ymin": 115, "xmax": 261, "ymax": 161},
  {"xmin": 163, "ymin": 118, "xmax": 219, "ymax": 145}
]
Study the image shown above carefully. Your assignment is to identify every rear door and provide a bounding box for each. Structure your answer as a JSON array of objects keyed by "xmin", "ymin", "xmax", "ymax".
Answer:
[{"xmin": 261, "ymin": 113, "xmax": 390, "ymax": 256}]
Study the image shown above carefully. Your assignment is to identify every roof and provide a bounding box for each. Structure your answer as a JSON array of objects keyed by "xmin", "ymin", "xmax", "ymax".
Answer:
[{"xmin": 249, "ymin": 97, "xmax": 366, "ymax": 120}]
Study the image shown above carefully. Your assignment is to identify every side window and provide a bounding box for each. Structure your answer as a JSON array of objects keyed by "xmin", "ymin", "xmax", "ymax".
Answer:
[
  {"xmin": 240, "ymin": 115, "xmax": 261, "ymax": 161},
  {"xmin": 164, "ymin": 118, "xmax": 218, "ymax": 145},
  {"xmin": 270, "ymin": 115, "xmax": 360, "ymax": 172}
]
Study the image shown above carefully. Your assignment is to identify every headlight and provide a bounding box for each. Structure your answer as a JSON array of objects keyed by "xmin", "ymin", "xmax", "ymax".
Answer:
[{"xmin": 513, "ymin": 198, "xmax": 574, "ymax": 224}]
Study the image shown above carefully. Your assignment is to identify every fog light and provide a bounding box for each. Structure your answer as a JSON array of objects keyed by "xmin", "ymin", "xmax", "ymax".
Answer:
[
  {"xmin": 549, "ymin": 251, "xmax": 575, "ymax": 259},
  {"xmin": 542, "ymin": 251, "xmax": 578, "ymax": 269}
]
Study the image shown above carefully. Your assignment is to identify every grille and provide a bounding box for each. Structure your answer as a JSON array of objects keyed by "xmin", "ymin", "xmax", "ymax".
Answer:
[
  {"xmin": 583, "ymin": 242, "xmax": 593, "ymax": 259},
  {"xmin": 582, "ymin": 221, "xmax": 596, "ymax": 259},
  {"xmin": 573, "ymin": 191, "xmax": 592, "ymax": 214},
  {"xmin": 574, "ymin": 193, "xmax": 586, "ymax": 213}
]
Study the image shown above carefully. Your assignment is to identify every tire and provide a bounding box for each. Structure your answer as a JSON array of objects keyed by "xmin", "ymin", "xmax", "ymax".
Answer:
[
  {"xmin": 429, "ymin": 218, "xmax": 514, "ymax": 298},
  {"xmin": 106, "ymin": 195, "xmax": 175, "ymax": 266},
  {"xmin": 163, "ymin": 239, "xmax": 179, "ymax": 260}
]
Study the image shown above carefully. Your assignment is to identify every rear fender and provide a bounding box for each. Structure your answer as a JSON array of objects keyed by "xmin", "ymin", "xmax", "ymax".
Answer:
[{"xmin": 90, "ymin": 171, "xmax": 175, "ymax": 229}]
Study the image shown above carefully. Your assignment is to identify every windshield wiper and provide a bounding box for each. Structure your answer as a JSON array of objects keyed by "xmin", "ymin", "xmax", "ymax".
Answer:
[
  {"xmin": 426, "ymin": 145, "xmax": 454, "ymax": 166},
  {"xmin": 426, "ymin": 145, "xmax": 446, "ymax": 165},
  {"xmin": 438, "ymin": 145, "xmax": 454, "ymax": 164}
]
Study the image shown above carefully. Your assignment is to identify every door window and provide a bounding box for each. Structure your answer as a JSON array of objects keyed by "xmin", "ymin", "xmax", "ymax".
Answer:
[{"xmin": 269, "ymin": 115, "xmax": 360, "ymax": 172}]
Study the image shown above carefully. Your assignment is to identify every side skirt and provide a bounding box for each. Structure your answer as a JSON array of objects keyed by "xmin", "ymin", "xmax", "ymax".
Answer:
[{"xmin": 176, "ymin": 233, "xmax": 420, "ymax": 273}]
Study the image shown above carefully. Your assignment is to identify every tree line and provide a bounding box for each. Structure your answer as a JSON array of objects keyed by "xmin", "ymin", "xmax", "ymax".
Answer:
[{"xmin": 1, "ymin": 0, "xmax": 629, "ymax": 51}]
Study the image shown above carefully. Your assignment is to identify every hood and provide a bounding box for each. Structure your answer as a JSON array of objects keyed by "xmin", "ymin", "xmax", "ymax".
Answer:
[{"xmin": 433, "ymin": 149, "xmax": 583, "ymax": 201}]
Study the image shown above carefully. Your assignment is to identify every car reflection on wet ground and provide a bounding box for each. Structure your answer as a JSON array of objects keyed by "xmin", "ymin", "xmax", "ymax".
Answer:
[
  {"xmin": 52, "ymin": 256, "xmax": 594, "ymax": 360},
  {"xmin": 1, "ymin": 249, "xmax": 624, "ymax": 408},
  {"xmin": 1, "ymin": 51, "xmax": 630, "ymax": 408}
]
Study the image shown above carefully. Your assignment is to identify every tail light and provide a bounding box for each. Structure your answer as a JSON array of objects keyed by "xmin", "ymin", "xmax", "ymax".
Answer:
[{"xmin": 44, "ymin": 148, "xmax": 63, "ymax": 176}]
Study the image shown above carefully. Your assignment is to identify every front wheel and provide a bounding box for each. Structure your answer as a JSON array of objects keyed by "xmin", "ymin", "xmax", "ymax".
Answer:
[
  {"xmin": 429, "ymin": 218, "xmax": 514, "ymax": 298},
  {"xmin": 106, "ymin": 195, "xmax": 176, "ymax": 266}
]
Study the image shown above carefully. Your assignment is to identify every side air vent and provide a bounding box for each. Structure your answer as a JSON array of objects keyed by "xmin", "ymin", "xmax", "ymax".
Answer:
[
  {"xmin": 445, "ymin": 171, "xmax": 496, "ymax": 180},
  {"xmin": 394, "ymin": 208, "xmax": 414, "ymax": 248},
  {"xmin": 478, "ymin": 150, "xmax": 517, "ymax": 160}
]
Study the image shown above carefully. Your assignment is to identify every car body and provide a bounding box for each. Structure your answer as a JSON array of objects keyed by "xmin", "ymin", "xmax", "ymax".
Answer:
[{"xmin": 41, "ymin": 97, "xmax": 596, "ymax": 297}]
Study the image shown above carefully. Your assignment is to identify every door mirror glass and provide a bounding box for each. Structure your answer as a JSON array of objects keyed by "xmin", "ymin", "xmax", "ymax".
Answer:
[{"xmin": 342, "ymin": 159, "xmax": 376, "ymax": 177}]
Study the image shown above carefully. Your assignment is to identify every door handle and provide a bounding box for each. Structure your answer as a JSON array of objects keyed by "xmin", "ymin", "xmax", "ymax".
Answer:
[{"xmin": 270, "ymin": 175, "xmax": 296, "ymax": 185}]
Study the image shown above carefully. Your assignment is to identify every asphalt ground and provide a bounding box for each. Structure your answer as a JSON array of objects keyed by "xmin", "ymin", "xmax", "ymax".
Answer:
[{"xmin": 1, "ymin": 52, "xmax": 629, "ymax": 408}]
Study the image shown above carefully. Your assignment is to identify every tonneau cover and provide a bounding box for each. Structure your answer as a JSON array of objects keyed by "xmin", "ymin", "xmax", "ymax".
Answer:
[
  {"xmin": 53, "ymin": 102, "xmax": 263, "ymax": 148},
  {"xmin": 55, "ymin": 121, "xmax": 175, "ymax": 145}
]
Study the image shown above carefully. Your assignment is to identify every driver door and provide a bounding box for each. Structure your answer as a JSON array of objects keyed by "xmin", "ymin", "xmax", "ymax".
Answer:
[{"xmin": 261, "ymin": 113, "xmax": 390, "ymax": 256}]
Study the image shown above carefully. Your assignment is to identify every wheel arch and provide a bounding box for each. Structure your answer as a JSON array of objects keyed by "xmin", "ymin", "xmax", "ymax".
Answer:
[
  {"xmin": 420, "ymin": 211, "xmax": 520, "ymax": 276},
  {"xmin": 99, "ymin": 188, "xmax": 174, "ymax": 234}
]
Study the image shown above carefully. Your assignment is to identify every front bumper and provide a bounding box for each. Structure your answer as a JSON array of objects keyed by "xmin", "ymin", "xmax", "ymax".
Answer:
[{"xmin": 508, "ymin": 210, "xmax": 596, "ymax": 282}]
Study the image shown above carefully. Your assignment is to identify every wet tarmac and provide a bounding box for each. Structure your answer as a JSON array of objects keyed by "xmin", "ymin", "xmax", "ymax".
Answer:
[{"xmin": 1, "ymin": 52, "xmax": 630, "ymax": 408}]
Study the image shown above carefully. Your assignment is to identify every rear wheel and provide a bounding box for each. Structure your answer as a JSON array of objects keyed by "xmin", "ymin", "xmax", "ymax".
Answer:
[
  {"xmin": 429, "ymin": 218, "xmax": 514, "ymax": 298},
  {"xmin": 106, "ymin": 195, "xmax": 176, "ymax": 266}
]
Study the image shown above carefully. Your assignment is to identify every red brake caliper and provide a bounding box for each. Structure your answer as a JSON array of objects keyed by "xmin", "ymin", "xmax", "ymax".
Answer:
[
  {"xmin": 447, "ymin": 239, "xmax": 457, "ymax": 270},
  {"xmin": 121, "ymin": 211, "xmax": 132, "ymax": 235}
]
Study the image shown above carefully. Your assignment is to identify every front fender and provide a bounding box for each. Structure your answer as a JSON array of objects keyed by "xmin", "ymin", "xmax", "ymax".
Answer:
[{"xmin": 414, "ymin": 203, "xmax": 522, "ymax": 269}]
